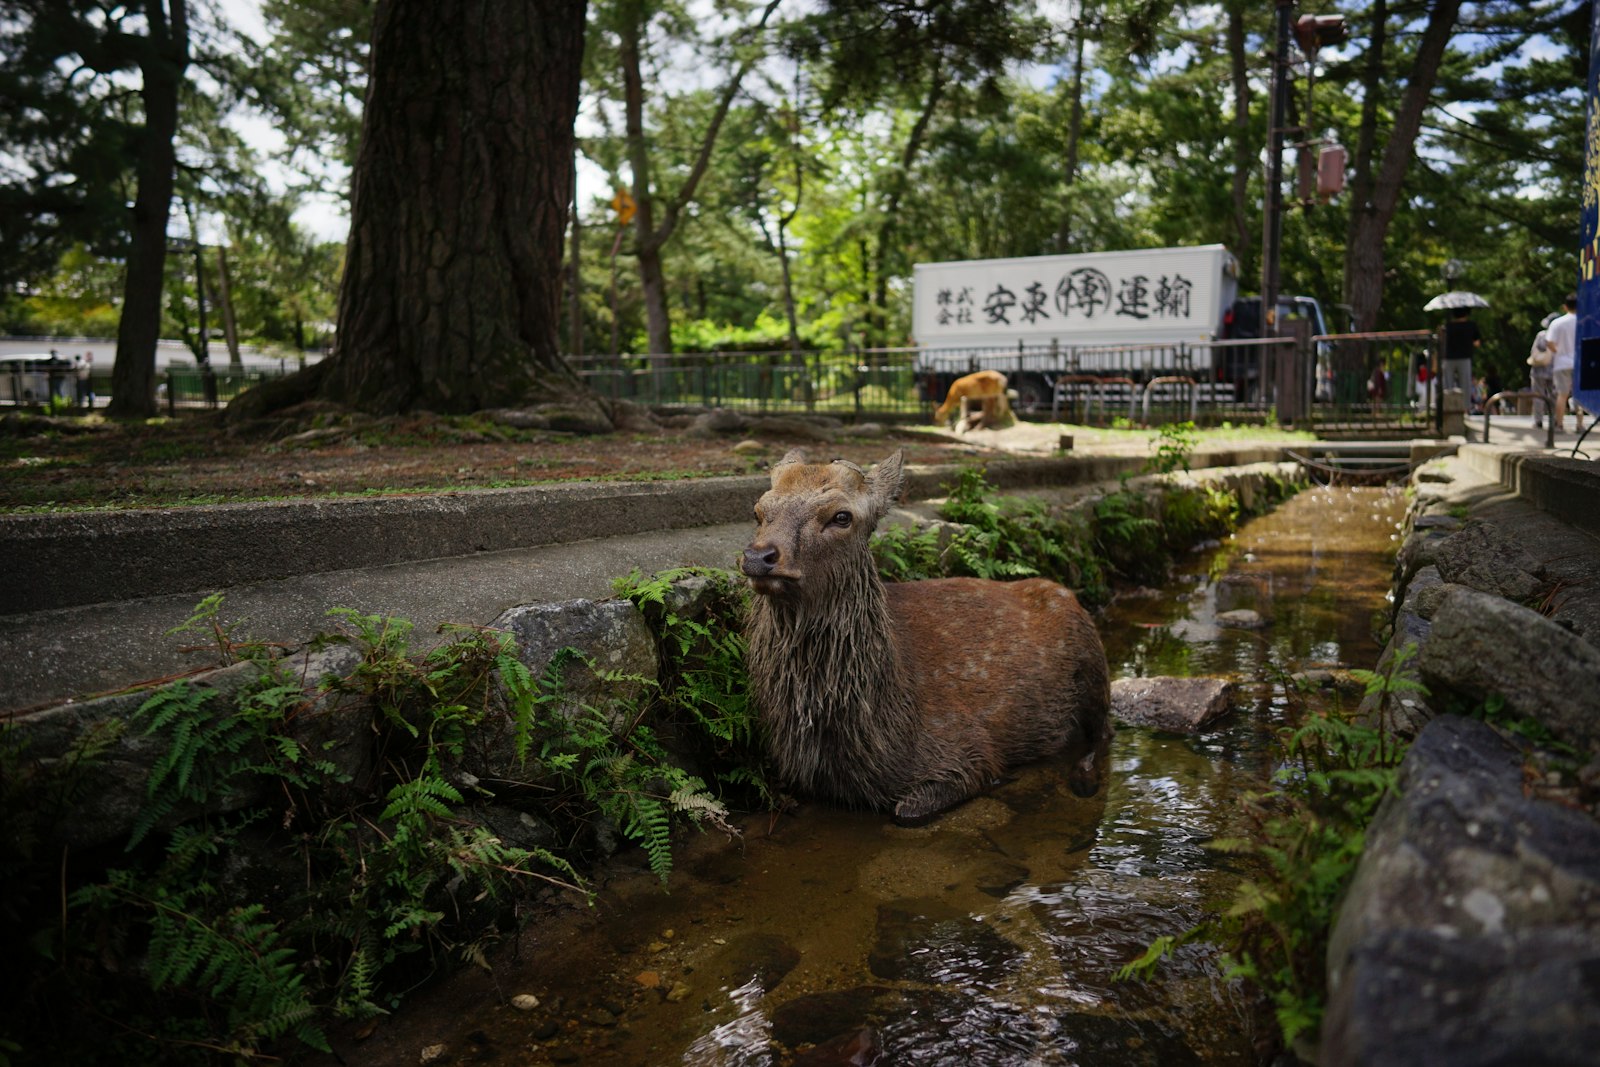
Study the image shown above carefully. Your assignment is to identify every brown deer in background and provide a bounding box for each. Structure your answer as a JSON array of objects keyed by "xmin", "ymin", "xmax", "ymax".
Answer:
[
  {"xmin": 932, "ymin": 369, "xmax": 1011, "ymax": 430},
  {"xmin": 742, "ymin": 449, "xmax": 1110, "ymax": 824}
]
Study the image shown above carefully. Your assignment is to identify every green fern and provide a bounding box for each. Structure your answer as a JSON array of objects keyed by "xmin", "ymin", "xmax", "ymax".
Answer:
[
  {"xmin": 380, "ymin": 770, "xmax": 464, "ymax": 823},
  {"xmin": 130, "ymin": 682, "xmax": 255, "ymax": 847}
]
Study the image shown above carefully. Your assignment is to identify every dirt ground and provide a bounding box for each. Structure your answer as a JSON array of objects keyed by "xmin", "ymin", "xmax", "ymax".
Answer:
[{"xmin": 0, "ymin": 406, "xmax": 1097, "ymax": 512}]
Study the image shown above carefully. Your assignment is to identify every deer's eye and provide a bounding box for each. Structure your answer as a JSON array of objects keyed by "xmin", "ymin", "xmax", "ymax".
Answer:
[{"xmin": 828, "ymin": 510, "xmax": 852, "ymax": 528}]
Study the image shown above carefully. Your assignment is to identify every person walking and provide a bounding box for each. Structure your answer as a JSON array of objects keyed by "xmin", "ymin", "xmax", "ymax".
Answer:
[
  {"xmin": 73, "ymin": 355, "xmax": 89, "ymax": 408},
  {"xmin": 1528, "ymin": 312, "xmax": 1557, "ymax": 429},
  {"xmin": 1547, "ymin": 293, "xmax": 1583, "ymax": 434},
  {"xmin": 1441, "ymin": 306, "xmax": 1481, "ymax": 399}
]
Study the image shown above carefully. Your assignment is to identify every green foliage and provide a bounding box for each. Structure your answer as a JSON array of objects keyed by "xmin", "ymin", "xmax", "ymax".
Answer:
[
  {"xmin": 615, "ymin": 567, "xmax": 775, "ymax": 809},
  {"xmin": 127, "ymin": 682, "xmax": 244, "ymax": 848},
  {"xmin": 1093, "ymin": 490, "xmax": 1163, "ymax": 581},
  {"xmin": 1145, "ymin": 420, "xmax": 1199, "ymax": 478},
  {"xmin": 1160, "ymin": 485, "xmax": 1241, "ymax": 547},
  {"xmin": 11, "ymin": 588, "xmax": 758, "ymax": 1063},
  {"xmin": 873, "ymin": 463, "xmax": 1301, "ymax": 607},
  {"xmin": 78, "ymin": 857, "xmax": 329, "ymax": 1057},
  {"xmin": 871, "ymin": 522, "xmax": 948, "ymax": 583},
  {"xmin": 872, "ymin": 466, "xmax": 1111, "ymax": 603}
]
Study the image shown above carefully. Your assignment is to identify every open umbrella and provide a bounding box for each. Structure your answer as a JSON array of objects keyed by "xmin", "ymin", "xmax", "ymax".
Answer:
[{"xmin": 1423, "ymin": 291, "xmax": 1490, "ymax": 311}]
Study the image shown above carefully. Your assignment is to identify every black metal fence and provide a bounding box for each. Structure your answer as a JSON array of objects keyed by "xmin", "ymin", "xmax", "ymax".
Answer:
[
  {"xmin": 153, "ymin": 368, "xmax": 283, "ymax": 413},
  {"xmin": 1308, "ymin": 330, "xmax": 1440, "ymax": 437},
  {"xmin": 569, "ymin": 350, "xmax": 927, "ymax": 420},
  {"xmin": 572, "ymin": 337, "xmax": 1309, "ymax": 427},
  {"xmin": 1, "ymin": 365, "xmax": 303, "ymax": 413},
  {"xmin": 10, "ymin": 334, "xmax": 1441, "ymax": 434}
]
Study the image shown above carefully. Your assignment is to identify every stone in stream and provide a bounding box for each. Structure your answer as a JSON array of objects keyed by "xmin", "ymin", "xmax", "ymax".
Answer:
[
  {"xmin": 1109, "ymin": 676, "xmax": 1235, "ymax": 733},
  {"xmin": 771, "ymin": 986, "xmax": 896, "ymax": 1048},
  {"xmin": 1214, "ymin": 607, "xmax": 1266, "ymax": 629},
  {"xmin": 790, "ymin": 1026, "xmax": 883, "ymax": 1067},
  {"xmin": 708, "ymin": 932, "xmax": 801, "ymax": 993},
  {"xmin": 1051, "ymin": 1010, "xmax": 1202, "ymax": 1064}
]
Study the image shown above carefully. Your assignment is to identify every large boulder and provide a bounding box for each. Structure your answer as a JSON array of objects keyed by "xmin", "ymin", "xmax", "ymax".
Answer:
[
  {"xmin": 19, "ymin": 643, "xmax": 367, "ymax": 851},
  {"xmin": 1416, "ymin": 587, "xmax": 1600, "ymax": 753},
  {"xmin": 489, "ymin": 599, "xmax": 658, "ymax": 738},
  {"xmin": 1109, "ymin": 676, "xmax": 1235, "ymax": 733},
  {"xmin": 1429, "ymin": 521, "xmax": 1547, "ymax": 602}
]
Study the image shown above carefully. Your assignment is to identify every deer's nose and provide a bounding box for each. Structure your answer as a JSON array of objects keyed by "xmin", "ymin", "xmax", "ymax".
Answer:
[{"xmin": 742, "ymin": 545, "xmax": 779, "ymax": 576}]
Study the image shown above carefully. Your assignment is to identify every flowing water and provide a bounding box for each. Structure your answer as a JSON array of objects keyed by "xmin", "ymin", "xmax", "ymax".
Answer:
[{"xmin": 348, "ymin": 485, "xmax": 1406, "ymax": 1067}]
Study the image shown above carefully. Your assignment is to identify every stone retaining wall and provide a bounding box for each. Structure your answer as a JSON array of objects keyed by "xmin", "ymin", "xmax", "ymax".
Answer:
[{"xmin": 1320, "ymin": 452, "xmax": 1600, "ymax": 1067}]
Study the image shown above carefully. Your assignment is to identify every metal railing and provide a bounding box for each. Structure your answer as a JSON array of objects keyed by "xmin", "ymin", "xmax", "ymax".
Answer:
[
  {"xmin": 568, "ymin": 349, "xmax": 927, "ymax": 420},
  {"xmin": 1480, "ymin": 391, "xmax": 1556, "ymax": 448},
  {"xmin": 14, "ymin": 332, "xmax": 1456, "ymax": 437},
  {"xmin": 570, "ymin": 337, "xmax": 1311, "ymax": 427},
  {"xmin": 0, "ymin": 365, "xmax": 307, "ymax": 412},
  {"xmin": 1309, "ymin": 330, "xmax": 1441, "ymax": 437}
]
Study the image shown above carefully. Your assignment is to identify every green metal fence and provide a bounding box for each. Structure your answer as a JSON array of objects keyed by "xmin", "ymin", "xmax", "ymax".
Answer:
[
  {"xmin": 569, "ymin": 350, "xmax": 929, "ymax": 420},
  {"xmin": 18, "ymin": 336, "xmax": 1443, "ymax": 435}
]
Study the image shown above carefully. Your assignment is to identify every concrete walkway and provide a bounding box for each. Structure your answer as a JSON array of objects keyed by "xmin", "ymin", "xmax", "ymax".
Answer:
[
  {"xmin": 0, "ymin": 446, "xmax": 1272, "ymax": 713},
  {"xmin": 4, "ymin": 431, "xmax": 1589, "ymax": 717}
]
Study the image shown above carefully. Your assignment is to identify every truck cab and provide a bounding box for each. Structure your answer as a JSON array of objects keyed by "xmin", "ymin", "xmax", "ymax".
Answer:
[{"xmin": 1221, "ymin": 295, "xmax": 1334, "ymax": 402}]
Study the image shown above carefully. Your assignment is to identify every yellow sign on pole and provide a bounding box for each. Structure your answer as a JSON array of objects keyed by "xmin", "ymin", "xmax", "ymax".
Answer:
[{"xmin": 610, "ymin": 189, "xmax": 637, "ymax": 227}]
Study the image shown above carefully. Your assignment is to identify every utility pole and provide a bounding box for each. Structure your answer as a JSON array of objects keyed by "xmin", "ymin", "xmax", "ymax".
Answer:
[
  {"xmin": 1260, "ymin": 0, "xmax": 1294, "ymax": 340},
  {"xmin": 193, "ymin": 240, "xmax": 209, "ymax": 365}
]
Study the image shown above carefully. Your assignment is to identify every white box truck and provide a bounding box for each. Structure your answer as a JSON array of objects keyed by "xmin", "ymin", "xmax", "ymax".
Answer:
[{"xmin": 910, "ymin": 245, "xmax": 1327, "ymax": 413}]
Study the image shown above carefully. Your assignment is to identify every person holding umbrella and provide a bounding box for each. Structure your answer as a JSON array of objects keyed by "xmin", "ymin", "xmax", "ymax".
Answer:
[{"xmin": 1442, "ymin": 306, "xmax": 1482, "ymax": 404}]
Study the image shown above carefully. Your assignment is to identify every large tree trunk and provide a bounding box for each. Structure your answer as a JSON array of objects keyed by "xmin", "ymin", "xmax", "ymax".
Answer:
[
  {"xmin": 1344, "ymin": 0, "xmax": 1458, "ymax": 332},
  {"xmin": 315, "ymin": 0, "xmax": 590, "ymax": 414},
  {"xmin": 108, "ymin": 0, "xmax": 188, "ymax": 420}
]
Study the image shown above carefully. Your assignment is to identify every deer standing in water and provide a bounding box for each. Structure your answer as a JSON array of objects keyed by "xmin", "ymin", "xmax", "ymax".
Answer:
[{"xmin": 742, "ymin": 449, "xmax": 1110, "ymax": 823}]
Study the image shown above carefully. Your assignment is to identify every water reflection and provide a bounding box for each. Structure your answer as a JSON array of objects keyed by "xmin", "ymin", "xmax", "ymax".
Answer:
[{"xmin": 345, "ymin": 487, "xmax": 1404, "ymax": 1067}]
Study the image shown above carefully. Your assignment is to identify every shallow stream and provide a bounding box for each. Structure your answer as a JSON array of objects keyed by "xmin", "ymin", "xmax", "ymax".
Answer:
[{"xmin": 346, "ymin": 485, "xmax": 1406, "ymax": 1067}]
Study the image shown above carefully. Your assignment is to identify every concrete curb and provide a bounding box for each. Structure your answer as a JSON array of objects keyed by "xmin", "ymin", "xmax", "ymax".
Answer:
[
  {"xmin": 1453, "ymin": 445, "xmax": 1600, "ymax": 538},
  {"xmin": 2, "ymin": 445, "xmax": 1286, "ymax": 615}
]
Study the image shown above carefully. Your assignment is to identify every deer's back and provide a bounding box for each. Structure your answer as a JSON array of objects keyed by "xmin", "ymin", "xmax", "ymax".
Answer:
[{"xmin": 885, "ymin": 577, "xmax": 1109, "ymax": 761}]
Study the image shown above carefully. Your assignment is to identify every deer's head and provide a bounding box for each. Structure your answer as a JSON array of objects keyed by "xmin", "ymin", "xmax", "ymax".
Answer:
[{"xmin": 742, "ymin": 450, "xmax": 905, "ymax": 598}]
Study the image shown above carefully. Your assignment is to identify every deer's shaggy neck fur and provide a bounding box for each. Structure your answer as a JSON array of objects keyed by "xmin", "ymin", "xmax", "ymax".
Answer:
[{"xmin": 745, "ymin": 548, "xmax": 927, "ymax": 810}]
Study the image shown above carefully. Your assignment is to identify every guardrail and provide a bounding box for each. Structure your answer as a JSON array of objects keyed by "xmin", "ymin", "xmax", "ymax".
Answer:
[
  {"xmin": 1480, "ymin": 391, "xmax": 1556, "ymax": 448},
  {"xmin": 1309, "ymin": 330, "xmax": 1440, "ymax": 436}
]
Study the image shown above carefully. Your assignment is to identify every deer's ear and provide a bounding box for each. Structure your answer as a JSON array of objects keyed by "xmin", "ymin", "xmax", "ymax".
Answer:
[
  {"xmin": 866, "ymin": 450, "xmax": 905, "ymax": 519},
  {"xmin": 770, "ymin": 449, "xmax": 808, "ymax": 484}
]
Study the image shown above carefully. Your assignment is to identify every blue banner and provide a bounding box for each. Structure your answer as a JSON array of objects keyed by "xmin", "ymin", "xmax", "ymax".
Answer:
[{"xmin": 1578, "ymin": 0, "xmax": 1600, "ymax": 416}]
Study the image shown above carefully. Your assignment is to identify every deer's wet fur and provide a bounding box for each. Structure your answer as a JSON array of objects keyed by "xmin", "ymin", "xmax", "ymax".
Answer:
[{"xmin": 742, "ymin": 449, "xmax": 1111, "ymax": 824}]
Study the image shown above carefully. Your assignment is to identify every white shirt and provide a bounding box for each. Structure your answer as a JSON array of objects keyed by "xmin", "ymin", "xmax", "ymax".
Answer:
[{"xmin": 1547, "ymin": 311, "xmax": 1577, "ymax": 372}]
